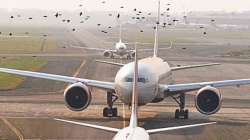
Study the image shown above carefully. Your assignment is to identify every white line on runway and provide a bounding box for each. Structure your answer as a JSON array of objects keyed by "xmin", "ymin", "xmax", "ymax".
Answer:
[{"xmin": 1, "ymin": 118, "xmax": 24, "ymax": 140}]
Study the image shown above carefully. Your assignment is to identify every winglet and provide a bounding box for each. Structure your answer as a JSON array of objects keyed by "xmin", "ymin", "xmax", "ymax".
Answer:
[{"xmin": 129, "ymin": 43, "xmax": 139, "ymax": 128}]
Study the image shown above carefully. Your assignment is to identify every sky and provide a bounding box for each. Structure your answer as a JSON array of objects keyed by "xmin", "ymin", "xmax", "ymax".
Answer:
[{"xmin": 2, "ymin": 0, "xmax": 250, "ymax": 13}]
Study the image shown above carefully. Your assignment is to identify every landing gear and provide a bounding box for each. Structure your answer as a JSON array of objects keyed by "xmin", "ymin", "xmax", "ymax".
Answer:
[
  {"xmin": 103, "ymin": 91, "xmax": 118, "ymax": 117},
  {"xmin": 172, "ymin": 94, "xmax": 189, "ymax": 119},
  {"xmin": 110, "ymin": 55, "xmax": 114, "ymax": 59},
  {"xmin": 127, "ymin": 55, "xmax": 131, "ymax": 60}
]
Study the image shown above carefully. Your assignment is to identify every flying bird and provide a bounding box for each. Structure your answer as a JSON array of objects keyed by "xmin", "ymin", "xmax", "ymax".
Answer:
[{"xmin": 55, "ymin": 12, "xmax": 59, "ymax": 18}]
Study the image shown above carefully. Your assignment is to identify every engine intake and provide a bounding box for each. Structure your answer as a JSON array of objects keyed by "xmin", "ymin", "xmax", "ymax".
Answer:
[
  {"xmin": 64, "ymin": 83, "xmax": 92, "ymax": 111},
  {"xmin": 195, "ymin": 86, "xmax": 222, "ymax": 115},
  {"xmin": 103, "ymin": 51, "xmax": 112, "ymax": 57}
]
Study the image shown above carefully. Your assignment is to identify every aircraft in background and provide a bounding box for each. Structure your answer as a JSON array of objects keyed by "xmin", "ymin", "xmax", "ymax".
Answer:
[
  {"xmin": 72, "ymin": 24, "xmax": 136, "ymax": 59},
  {"xmin": 54, "ymin": 48, "xmax": 216, "ymax": 139},
  {"xmin": 1, "ymin": 0, "xmax": 250, "ymax": 119}
]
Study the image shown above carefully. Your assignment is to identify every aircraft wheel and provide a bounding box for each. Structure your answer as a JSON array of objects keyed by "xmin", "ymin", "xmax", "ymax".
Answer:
[{"xmin": 103, "ymin": 107, "xmax": 118, "ymax": 117}]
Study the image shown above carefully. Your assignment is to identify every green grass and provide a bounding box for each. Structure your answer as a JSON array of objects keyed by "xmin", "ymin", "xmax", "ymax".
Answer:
[
  {"xmin": 0, "ymin": 36, "xmax": 57, "ymax": 53},
  {"xmin": 0, "ymin": 57, "xmax": 47, "ymax": 90}
]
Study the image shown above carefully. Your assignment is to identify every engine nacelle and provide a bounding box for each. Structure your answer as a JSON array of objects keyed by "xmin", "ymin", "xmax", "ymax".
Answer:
[
  {"xmin": 195, "ymin": 86, "xmax": 222, "ymax": 115},
  {"xmin": 64, "ymin": 82, "xmax": 92, "ymax": 111},
  {"xmin": 103, "ymin": 51, "xmax": 112, "ymax": 57}
]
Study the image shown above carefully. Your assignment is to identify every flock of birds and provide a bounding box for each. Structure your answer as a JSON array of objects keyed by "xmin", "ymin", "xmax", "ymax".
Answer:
[{"xmin": 2, "ymin": 1, "xmax": 212, "ymax": 37}]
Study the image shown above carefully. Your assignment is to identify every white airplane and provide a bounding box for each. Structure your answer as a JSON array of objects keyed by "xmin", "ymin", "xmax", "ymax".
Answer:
[
  {"xmin": 72, "ymin": 24, "xmax": 135, "ymax": 59},
  {"xmin": 1, "ymin": 0, "xmax": 250, "ymax": 119},
  {"xmin": 54, "ymin": 48, "xmax": 216, "ymax": 140}
]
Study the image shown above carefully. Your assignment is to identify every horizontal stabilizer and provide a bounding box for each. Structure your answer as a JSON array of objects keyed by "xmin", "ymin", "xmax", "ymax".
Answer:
[
  {"xmin": 54, "ymin": 118, "xmax": 120, "ymax": 133},
  {"xmin": 95, "ymin": 60, "xmax": 125, "ymax": 66},
  {"xmin": 171, "ymin": 63, "xmax": 220, "ymax": 71},
  {"xmin": 146, "ymin": 122, "xmax": 216, "ymax": 134}
]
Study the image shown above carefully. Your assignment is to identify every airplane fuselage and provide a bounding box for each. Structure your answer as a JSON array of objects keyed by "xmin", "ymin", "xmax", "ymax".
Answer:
[
  {"xmin": 115, "ymin": 57, "xmax": 171, "ymax": 105},
  {"xmin": 114, "ymin": 41, "xmax": 128, "ymax": 56}
]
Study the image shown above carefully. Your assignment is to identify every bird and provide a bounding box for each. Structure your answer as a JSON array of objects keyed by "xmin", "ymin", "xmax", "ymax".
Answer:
[
  {"xmin": 55, "ymin": 12, "xmax": 59, "ymax": 18},
  {"xmin": 80, "ymin": 12, "xmax": 83, "ymax": 16},
  {"xmin": 117, "ymin": 13, "xmax": 120, "ymax": 19}
]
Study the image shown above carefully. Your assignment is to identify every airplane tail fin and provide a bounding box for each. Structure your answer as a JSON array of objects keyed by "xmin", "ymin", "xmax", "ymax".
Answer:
[
  {"xmin": 153, "ymin": 0, "xmax": 161, "ymax": 57},
  {"xmin": 129, "ymin": 44, "xmax": 139, "ymax": 128},
  {"xmin": 119, "ymin": 23, "xmax": 122, "ymax": 42}
]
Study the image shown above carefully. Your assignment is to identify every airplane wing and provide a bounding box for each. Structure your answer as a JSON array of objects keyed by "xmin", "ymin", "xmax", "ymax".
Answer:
[
  {"xmin": 160, "ymin": 78, "xmax": 250, "ymax": 93},
  {"xmin": 95, "ymin": 60, "xmax": 125, "ymax": 66},
  {"xmin": 146, "ymin": 122, "xmax": 216, "ymax": 134},
  {"xmin": 138, "ymin": 41, "xmax": 173, "ymax": 51},
  {"xmin": 54, "ymin": 118, "xmax": 120, "ymax": 133},
  {"xmin": 71, "ymin": 45, "xmax": 106, "ymax": 51},
  {"xmin": 170, "ymin": 63, "xmax": 220, "ymax": 71},
  {"xmin": 0, "ymin": 68, "xmax": 115, "ymax": 90}
]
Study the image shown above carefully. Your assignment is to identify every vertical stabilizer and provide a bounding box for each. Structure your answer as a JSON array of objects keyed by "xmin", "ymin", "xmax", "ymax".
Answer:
[
  {"xmin": 119, "ymin": 24, "xmax": 122, "ymax": 42},
  {"xmin": 153, "ymin": 0, "xmax": 161, "ymax": 57},
  {"xmin": 129, "ymin": 44, "xmax": 139, "ymax": 128}
]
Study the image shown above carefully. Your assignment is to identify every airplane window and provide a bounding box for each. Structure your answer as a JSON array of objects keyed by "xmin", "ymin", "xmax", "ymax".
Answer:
[
  {"xmin": 138, "ymin": 77, "xmax": 146, "ymax": 83},
  {"xmin": 125, "ymin": 77, "xmax": 133, "ymax": 82},
  {"xmin": 124, "ymin": 77, "xmax": 148, "ymax": 83}
]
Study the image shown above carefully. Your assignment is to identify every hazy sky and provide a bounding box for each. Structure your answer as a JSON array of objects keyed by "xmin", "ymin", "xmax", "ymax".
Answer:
[{"xmin": 2, "ymin": 0, "xmax": 250, "ymax": 12}]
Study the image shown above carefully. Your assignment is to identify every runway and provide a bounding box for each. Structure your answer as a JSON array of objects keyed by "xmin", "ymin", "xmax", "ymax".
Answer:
[{"xmin": 0, "ymin": 27, "xmax": 250, "ymax": 140}]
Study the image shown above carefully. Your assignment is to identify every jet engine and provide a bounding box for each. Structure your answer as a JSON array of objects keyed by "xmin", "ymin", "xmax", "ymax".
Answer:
[
  {"xmin": 103, "ymin": 51, "xmax": 113, "ymax": 58},
  {"xmin": 64, "ymin": 82, "xmax": 92, "ymax": 111},
  {"xmin": 195, "ymin": 86, "xmax": 222, "ymax": 115}
]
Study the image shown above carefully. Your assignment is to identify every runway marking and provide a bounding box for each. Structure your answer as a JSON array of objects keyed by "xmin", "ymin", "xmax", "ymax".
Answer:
[
  {"xmin": 1, "ymin": 118, "xmax": 24, "ymax": 140},
  {"xmin": 73, "ymin": 59, "xmax": 86, "ymax": 77},
  {"xmin": 58, "ymin": 59, "xmax": 86, "ymax": 93}
]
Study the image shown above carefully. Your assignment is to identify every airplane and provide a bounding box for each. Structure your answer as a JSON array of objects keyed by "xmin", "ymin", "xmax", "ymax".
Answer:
[
  {"xmin": 54, "ymin": 48, "xmax": 216, "ymax": 139},
  {"xmin": 1, "ymin": 0, "xmax": 250, "ymax": 119},
  {"xmin": 71, "ymin": 23, "xmax": 136, "ymax": 59}
]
